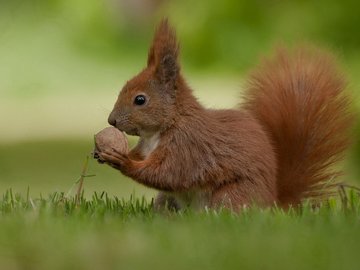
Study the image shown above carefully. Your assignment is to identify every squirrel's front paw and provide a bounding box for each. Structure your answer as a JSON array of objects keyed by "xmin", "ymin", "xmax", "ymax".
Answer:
[{"xmin": 98, "ymin": 148, "xmax": 130, "ymax": 171}]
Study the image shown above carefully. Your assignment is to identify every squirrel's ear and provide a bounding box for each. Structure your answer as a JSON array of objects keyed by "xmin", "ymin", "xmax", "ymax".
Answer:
[{"xmin": 147, "ymin": 18, "xmax": 180, "ymax": 85}]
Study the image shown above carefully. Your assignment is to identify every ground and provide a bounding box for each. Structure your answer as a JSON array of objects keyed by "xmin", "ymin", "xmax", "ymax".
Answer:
[{"xmin": 0, "ymin": 189, "xmax": 359, "ymax": 270}]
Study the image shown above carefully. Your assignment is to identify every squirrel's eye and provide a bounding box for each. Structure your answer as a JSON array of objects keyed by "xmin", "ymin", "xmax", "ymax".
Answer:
[{"xmin": 134, "ymin": 95, "xmax": 146, "ymax": 106}]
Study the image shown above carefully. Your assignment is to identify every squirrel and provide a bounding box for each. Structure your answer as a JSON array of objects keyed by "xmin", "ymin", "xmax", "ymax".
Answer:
[{"xmin": 98, "ymin": 18, "xmax": 353, "ymax": 211}]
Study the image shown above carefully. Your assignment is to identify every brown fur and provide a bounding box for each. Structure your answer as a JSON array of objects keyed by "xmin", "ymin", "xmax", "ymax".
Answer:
[
  {"xmin": 100, "ymin": 19, "xmax": 353, "ymax": 211},
  {"xmin": 243, "ymin": 47, "xmax": 353, "ymax": 206}
]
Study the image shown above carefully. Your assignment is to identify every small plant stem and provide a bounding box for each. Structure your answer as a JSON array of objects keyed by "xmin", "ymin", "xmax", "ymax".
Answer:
[{"xmin": 76, "ymin": 156, "xmax": 90, "ymax": 204}]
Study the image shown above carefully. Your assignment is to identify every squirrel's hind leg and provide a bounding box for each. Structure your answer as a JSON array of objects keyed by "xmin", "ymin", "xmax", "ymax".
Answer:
[
  {"xmin": 154, "ymin": 192, "xmax": 181, "ymax": 212},
  {"xmin": 210, "ymin": 182, "xmax": 276, "ymax": 211}
]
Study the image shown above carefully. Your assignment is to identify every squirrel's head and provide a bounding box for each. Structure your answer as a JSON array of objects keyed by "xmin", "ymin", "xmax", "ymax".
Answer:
[{"xmin": 108, "ymin": 19, "xmax": 180, "ymax": 137}]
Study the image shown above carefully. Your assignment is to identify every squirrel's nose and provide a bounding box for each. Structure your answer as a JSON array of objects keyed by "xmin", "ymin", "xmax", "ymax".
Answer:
[{"xmin": 108, "ymin": 111, "xmax": 117, "ymax": 126}]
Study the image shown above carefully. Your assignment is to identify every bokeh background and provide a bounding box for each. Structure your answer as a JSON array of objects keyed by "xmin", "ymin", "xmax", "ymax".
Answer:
[{"xmin": 1, "ymin": 0, "xmax": 359, "ymax": 199}]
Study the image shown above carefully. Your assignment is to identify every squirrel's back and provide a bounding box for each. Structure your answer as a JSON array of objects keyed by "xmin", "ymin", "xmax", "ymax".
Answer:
[{"xmin": 243, "ymin": 47, "xmax": 353, "ymax": 206}]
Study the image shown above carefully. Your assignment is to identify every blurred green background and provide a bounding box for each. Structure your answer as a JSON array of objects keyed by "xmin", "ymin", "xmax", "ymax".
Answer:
[{"xmin": 1, "ymin": 0, "xmax": 359, "ymax": 198}]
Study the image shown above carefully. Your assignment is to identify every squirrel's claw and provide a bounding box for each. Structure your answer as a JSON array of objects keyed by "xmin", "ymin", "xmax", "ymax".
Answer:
[{"xmin": 98, "ymin": 149, "xmax": 129, "ymax": 171}]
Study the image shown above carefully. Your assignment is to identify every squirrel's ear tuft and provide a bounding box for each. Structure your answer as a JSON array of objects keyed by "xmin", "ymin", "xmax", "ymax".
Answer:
[{"xmin": 147, "ymin": 18, "xmax": 180, "ymax": 84}]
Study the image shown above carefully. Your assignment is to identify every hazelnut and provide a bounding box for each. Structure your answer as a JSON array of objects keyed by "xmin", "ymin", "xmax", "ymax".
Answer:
[{"xmin": 93, "ymin": 127, "xmax": 129, "ymax": 162}]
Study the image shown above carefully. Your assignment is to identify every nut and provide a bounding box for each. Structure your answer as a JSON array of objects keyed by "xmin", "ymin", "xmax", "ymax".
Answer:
[{"xmin": 93, "ymin": 127, "xmax": 129, "ymax": 161}]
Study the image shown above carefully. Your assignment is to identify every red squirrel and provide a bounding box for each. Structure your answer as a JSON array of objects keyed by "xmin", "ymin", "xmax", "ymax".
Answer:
[{"xmin": 98, "ymin": 19, "xmax": 353, "ymax": 211}]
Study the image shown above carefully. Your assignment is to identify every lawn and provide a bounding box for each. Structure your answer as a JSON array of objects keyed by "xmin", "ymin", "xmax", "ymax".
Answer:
[
  {"xmin": 1, "ymin": 141, "xmax": 359, "ymax": 270},
  {"xmin": 0, "ymin": 189, "xmax": 359, "ymax": 270},
  {"xmin": 0, "ymin": 141, "xmax": 359, "ymax": 270}
]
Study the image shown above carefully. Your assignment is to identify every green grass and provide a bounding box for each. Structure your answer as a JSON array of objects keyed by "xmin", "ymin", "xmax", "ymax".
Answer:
[
  {"xmin": 0, "ymin": 189, "xmax": 360, "ymax": 270},
  {"xmin": 0, "ymin": 138, "xmax": 359, "ymax": 270},
  {"xmin": 1, "ymin": 140, "xmax": 359, "ymax": 270},
  {"xmin": 1, "ymin": 141, "xmax": 360, "ymax": 270}
]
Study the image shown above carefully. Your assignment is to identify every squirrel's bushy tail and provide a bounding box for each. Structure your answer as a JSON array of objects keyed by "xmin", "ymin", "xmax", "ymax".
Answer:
[{"xmin": 244, "ymin": 47, "xmax": 353, "ymax": 206}]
